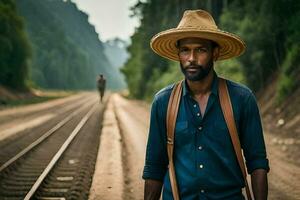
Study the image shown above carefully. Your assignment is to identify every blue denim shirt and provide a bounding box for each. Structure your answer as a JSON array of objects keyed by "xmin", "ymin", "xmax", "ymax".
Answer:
[{"xmin": 143, "ymin": 73, "xmax": 269, "ymax": 200}]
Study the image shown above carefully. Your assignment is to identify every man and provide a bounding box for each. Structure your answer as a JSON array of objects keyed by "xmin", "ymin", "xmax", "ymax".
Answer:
[
  {"xmin": 97, "ymin": 74, "xmax": 106, "ymax": 102},
  {"xmin": 143, "ymin": 10, "xmax": 269, "ymax": 200}
]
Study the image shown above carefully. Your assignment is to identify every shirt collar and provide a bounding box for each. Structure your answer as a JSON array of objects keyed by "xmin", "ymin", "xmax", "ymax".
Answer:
[{"xmin": 182, "ymin": 71, "xmax": 219, "ymax": 97}]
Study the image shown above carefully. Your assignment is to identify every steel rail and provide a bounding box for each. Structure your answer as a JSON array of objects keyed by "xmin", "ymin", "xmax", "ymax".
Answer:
[
  {"xmin": 24, "ymin": 103, "xmax": 98, "ymax": 200},
  {"xmin": 0, "ymin": 99, "xmax": 95, "ymax": 172}
]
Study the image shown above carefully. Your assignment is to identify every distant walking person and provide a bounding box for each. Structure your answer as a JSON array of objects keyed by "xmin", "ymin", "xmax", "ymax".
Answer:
[{"xmin": 97, "ymin": 74, "xmax": 106, "ymax": 102}]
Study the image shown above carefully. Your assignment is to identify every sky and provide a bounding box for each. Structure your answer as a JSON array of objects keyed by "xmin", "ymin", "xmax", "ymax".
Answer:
[{"xmin": 73, "ymin": 0, "xmax": 140, "ymax": 42}]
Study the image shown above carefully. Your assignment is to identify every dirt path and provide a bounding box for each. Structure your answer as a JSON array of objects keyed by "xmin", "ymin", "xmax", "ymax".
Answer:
[
  {"xmin": 89, "ymin": 94, "xmax": 149, "ymax": 200},
  {"xmin": 114, "ymin": 94, "xmax": 149, "ymax": 200},
  {"xmin": 90, "ymin": 94, "xmax": 300, "ymax": 199},
  {"xmin": 265, "ymin": 133, "xmax": 300, "ymax": 199},
  {"xmin": 89, "ymin": 96, "xmax": 124, "ymax": 200}
]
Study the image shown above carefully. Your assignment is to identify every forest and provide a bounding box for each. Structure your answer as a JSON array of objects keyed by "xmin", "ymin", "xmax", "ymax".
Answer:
[
  {"xmin": 0, "ymin": 0, "xmax": 125, "ymax": 91},
  {"xmin": 0, "ymin": 0, "xmax": 30, "ymax": 90},
  {"xmin": 1, "ymin": 0, "xmax": 299, "ymax": 102},
  {"xmin": 122, "ymin": 0, "xmax": 300, "ymax": 102}
]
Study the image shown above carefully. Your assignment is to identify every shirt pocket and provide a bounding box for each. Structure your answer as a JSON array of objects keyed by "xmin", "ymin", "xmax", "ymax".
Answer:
[
  {"xmin": 175, "ymin": 121, "xmax": 188, "ymax": 133},
  {"xmin": 212, "ymin": 119, "xmax": 232, "ymax": 152},
  {"xmin": 174, "ymin": 121, "xmax": 190, "ymax": 145}
]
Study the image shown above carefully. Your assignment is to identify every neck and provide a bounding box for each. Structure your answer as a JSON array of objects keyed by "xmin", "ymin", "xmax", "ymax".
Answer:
[{"xmin": 187, "ymin": 70, "xmax": 214, "ymax": 96}]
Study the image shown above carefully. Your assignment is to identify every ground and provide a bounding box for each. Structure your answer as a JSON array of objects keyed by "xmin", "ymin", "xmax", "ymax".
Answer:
[
  {"xmin": 0, "ymin": 92, "xmax": 299, "ymax": 199},
  {"xmin": 90, "ymin": 93, "xmax": 299, "ymax": 199}
]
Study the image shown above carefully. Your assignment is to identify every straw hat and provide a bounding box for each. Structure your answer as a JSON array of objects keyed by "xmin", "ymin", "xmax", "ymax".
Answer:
[{"xmin": 150, "ymin": 9, "xmax": 246, "ymax": 61}]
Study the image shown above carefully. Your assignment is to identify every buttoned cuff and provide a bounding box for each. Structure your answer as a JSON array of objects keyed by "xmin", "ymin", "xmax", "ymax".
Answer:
[
  {"xmin": 142, "ymin": 164, "xmax": 167, "ymax": 181},
  {"xmin": 247, "ymin": 158, "xmax": 270, "ymax": 174}
]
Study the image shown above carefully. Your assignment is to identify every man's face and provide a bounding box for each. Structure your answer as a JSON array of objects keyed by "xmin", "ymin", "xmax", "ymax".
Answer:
[{"xmin": 178, "ymin": 38, "xmax": 217, "ymax": 81}]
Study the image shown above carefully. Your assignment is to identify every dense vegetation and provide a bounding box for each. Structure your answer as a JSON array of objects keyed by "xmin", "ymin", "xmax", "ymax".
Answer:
[
  {"xmin": 122, "ymin": 0, "xmax": 300, "ymax": 101},
  {"xmin": 0, "ymin": 0, "xmax": 31, "ymax": 90},
  {"xmin": 15, "ymin": 0, "xmax": 125, "ymax": 90},
  {"xmin": 1, "ymin": 0, "xmax": 299, "ymax": 97},
  {"xmin": 0, "ymin": 0, "xmax": 127, "ymax": 91}
]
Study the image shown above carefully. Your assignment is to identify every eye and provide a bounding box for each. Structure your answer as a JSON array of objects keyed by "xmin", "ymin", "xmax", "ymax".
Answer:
[
  {"xmin": 195, "ymin": 47, "xmax": 208, "ymax": 53},
  {"xmin": 179, "ymin": 47, "xmax": 189, "ymax": 53}
]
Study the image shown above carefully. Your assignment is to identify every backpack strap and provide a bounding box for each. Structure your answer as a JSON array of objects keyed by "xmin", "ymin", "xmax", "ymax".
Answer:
[
  {"xmin": 218, "ymin": 77, "xmax": 252, "ymax": 200},
  {"xmin": 166, "ymin": 80, "xmax": 183, "ymax": 200}
]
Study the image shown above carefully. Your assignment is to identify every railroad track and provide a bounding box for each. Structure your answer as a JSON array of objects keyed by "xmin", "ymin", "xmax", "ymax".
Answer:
[
  {"xmin": 0, "ymin": 95, "xmax": 95, "ymax": 166},
  {"xmin": 0, "ymin": 94, "xmax": 106, "ymax": 199}
]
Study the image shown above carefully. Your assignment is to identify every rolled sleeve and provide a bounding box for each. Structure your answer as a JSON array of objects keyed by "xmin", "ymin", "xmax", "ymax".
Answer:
[
  {"xmin": 240, "ymin": 92, "xmax": 270, "ymax": 174},
  {"xmin": 142, "ymin": 97, "xmax": 168, "ymax": 181},
  {"xmin": 143, "ymin": 162, "xmax": 168, "ymax": 181},
  {"xmin": 247, "ymin": 158, "xmax": 270, "ymax": 174}
]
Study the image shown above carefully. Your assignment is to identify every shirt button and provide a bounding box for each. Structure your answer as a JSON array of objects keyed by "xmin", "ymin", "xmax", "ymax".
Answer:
[
  {"xmin": 200, "ymin": 189, "xmax": 205, "ymax": 193},
  {"xmin": 193, "ymin": 104, "xmax": 197, "ymax": 108},
  {"xmin": 197, "ymin": 113, "xmax": 200, "ymax": 116},
  {"xmin": 198, "ymin": 146, "xmax": 203, "ymax": 150},
  {"xmin": 198, "ymin": 126, "xmax": 203, "ymax": 131},
  {"xmin": 199, "ymin": 164, "xmax": 204, "ymax": 169}
]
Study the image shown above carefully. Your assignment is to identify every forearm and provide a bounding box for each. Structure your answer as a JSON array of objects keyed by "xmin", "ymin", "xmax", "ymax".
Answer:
[
  {"xmin": 251, "ymin": 169, "xmax": 268, "ymax": 200},
  {"xmin": 144, "ymin": 179, "xmax": 163, "ymax": 200}
]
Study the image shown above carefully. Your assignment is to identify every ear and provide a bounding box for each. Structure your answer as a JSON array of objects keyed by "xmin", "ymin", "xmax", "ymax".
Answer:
[{"xmin": 212, "ymin": 47, "xmax": 220, "ymax": 61}]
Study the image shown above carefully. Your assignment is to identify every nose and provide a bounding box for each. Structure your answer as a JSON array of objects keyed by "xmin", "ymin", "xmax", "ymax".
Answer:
[{"xmin": 187, "ymin": 50, "xmax": 196, "ymax": 63}]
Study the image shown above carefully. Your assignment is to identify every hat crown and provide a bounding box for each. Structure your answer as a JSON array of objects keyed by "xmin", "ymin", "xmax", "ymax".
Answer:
[{"xmin": 177, "ymin": 10, "xmax": 218, "ymax": 30}]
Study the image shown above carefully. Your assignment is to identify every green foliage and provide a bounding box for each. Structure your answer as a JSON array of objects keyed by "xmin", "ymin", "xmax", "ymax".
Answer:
[
  {"xmin": 15, "ymin": 0, "xmax": 124, "ymax": 90},
  {"xmin": 0, "ymin": 0, "xmax": 31, "ymax": 90},
  {"xmin": 122, "ymin": 0, "xmax": 222, "ymax": 99},
  {"xmin": 123, "ymin": 0, "xmax": 300, "ymax": 102},
  {"xmin": 277, "ymin": 45, "xmax": 300, "ymax": 103},
  {"xmin": 215, "ymin": 59, "xmax": 245, "ymax": 84},
  {"xmin": 220, "ymin": 0, "xmax": 300, "ymax": 99},
  {"xmin": 145, "ymin": 61, "xmax": 184, "ymax": 101},
  {"xmin": 276, "ymin": 7, "xmax": 300, "ymax": 103},
  {"xmin": 121, "ymin": 33, "xmax": 144, "ymax": 97},
  {"xmin": 220, "ymin": 1, "xmax": 279, "ymax": 91}
]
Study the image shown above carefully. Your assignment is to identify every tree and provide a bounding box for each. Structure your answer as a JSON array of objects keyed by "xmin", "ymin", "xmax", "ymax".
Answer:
[
  {"xmin": 123, "ymin": 0, "xmax": 300, "ymax": 101},
  {"xmin": 0, "ymin": 0, "xmax": 31, "ymax": 90}
]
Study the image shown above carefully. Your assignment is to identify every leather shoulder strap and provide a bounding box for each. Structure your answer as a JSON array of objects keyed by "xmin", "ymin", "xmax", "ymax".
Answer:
[
  {"xmin": 218, "ymin": 77, "xmax": 252, "ymax": 200},
  {"xmin": 166, "ymin": 80, "xmax": 183, "ymax": 200}
]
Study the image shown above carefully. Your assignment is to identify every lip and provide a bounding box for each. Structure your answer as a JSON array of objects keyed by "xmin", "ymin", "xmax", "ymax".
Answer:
[
  {"xmin": 185, "ymin": 66, "xmax": 199, "ymax": 72},
  {"xmin": 186, "ymin": 68, "xmax": 198, "ymax": 72}
]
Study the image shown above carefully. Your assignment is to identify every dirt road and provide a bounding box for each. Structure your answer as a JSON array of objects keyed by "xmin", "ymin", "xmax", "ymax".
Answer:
[
  {"xmin": 90, "ymin": 93, "xmax": 300, "ymax": 200},
  {"xmin": 265, "ymin": 133, "xmax": 300, "ymax": 199}
]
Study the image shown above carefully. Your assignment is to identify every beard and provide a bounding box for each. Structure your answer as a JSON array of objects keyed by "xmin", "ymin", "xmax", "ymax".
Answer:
[{"xmin": 180, "ymin": 59, "xmax": 214, "ymax": 81}]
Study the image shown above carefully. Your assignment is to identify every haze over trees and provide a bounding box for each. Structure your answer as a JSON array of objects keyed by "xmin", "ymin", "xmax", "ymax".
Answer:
[
  {"xmin": 1, "ymin": 0, "xmax": 299, "ymax": 99},
  {"xmin": 0, "ymin": 0, "xmax": 127, "ymax": 91},
  {"xmin": 103, "ymin": 38, "xmax": 129, "ymax": 89},
  {"xmin": 122, "ymin": 0, "xmax": 300, "ymax": 102},
  {"xmin": 16, "ymin": 0, "xmax": 127, "ymax": 90}
]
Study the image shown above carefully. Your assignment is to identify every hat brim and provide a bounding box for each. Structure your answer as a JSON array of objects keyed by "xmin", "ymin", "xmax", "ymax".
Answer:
[{"xmin": 150, "ymin": 28, "xmax": 246, "ymax": 61}]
